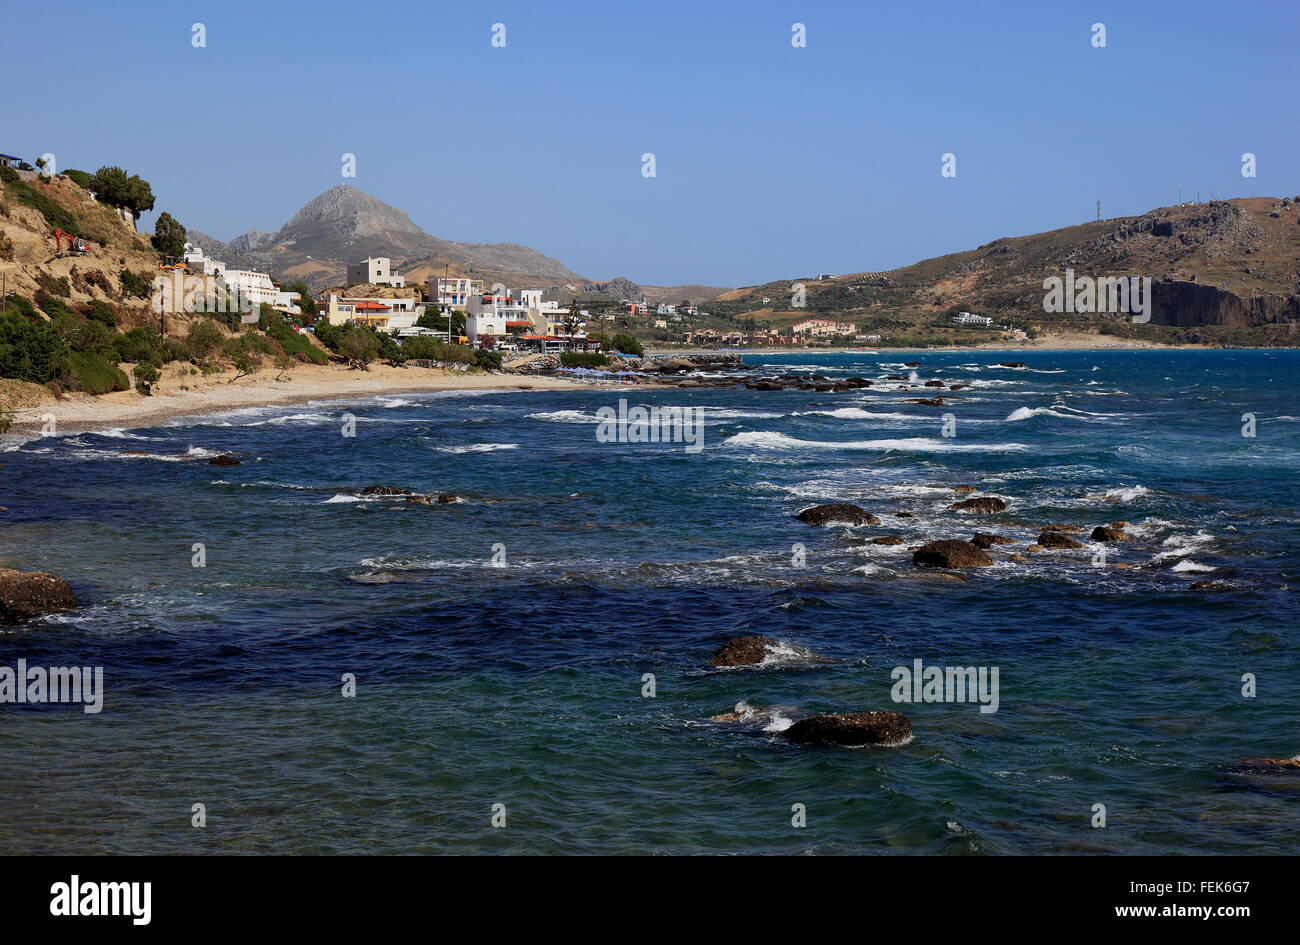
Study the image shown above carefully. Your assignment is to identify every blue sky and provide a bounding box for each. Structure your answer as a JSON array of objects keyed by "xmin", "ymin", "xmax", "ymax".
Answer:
[{"xmin": 2, "ymin": 0, "xmax": 1296, "ymax": 286}]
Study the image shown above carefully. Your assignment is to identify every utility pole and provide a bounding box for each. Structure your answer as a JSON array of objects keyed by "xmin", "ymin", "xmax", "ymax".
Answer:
[{"xmin": 1097, "ymin": 198, "xmax": 1101, "ymax": 222}]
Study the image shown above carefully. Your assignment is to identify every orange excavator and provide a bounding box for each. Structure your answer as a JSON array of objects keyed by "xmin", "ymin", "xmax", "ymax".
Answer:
[{"xmin": 53, "ymin": 229, "xmax": 89, "ymax": 256}]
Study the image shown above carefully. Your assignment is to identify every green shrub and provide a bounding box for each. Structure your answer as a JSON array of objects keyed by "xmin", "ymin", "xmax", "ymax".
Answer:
[
  {"xmin": 113, "ymin": 326, "xmax": 168, "ymax": 366},
  {"xmin": 133, "ymin": 362, "xmax": 160, "ymax": 395},
  {"xmin": 609, "ymin": 333, "xmax": 644, "ymax": 357},
  {"xmin": 0, "ymin": 166, "xmax": 19, "ymax": 185},
  {"xmin": 57, "ymin": 314, "xmax": 116, "ymax": 356},
  {"xmin": 63, "ymin": 169, "xmax": 92, "ymax": 189},
  {"xmin": 0, "ymin": 310, "xmax": 67, "ymax": 382},
  {"xmin": 560, "ymin": 351, "xmax": 609, "ymax": 368},
  {"xmin": 34, "ymin": 291, "xmax": 74, "ymax": 319},
  {"xmin": 401, "ymin": 335, "xmax": 475, "ymax": 363},
  {"xmin": 266, "ymin": 321, "xmax": 327, "ymax": 364},
  {"xmin": 2, "ymin": 295, "xmax": 37, "ymax": 320},
  {"xmin": 35, "ymin": 271, "xmax": 72, "ymax": 298},
  {"xmin": 63, "ymin": 349, "xmax": 129, "ymax": 394},
  {"xmin": 473, "ymin": 348, "xmax": 503, "ymax": 370},
  {"xmin": 118, "ymin": 269, "xmax": 153, "ymax": 299},
  {"xmin": 10, "ymin": 180, "xmax": 79, "ymax": 235},
  {"xmin": 185, "ymin": 318, "xmax": 225, "ymax": 361},
  {"xmin": 86, "ymin": 299, "xmax": 117, "ymax": 327}
]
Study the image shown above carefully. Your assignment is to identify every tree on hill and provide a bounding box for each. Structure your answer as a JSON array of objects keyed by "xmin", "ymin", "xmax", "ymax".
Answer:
[
  {"xmin": 89, "ymin": 166, "xmax": 156, "ymax": 224},
  {"xmin": 151, "ymin": 212, "xmax": 187, "ymax": 259}
]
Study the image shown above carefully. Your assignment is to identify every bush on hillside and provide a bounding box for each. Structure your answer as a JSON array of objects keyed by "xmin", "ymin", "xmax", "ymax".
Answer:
[
  {"xmin": 118, "ymin": 269, "xmax": 154, "ymax": 299},
  {"xmin": 35, "ymin": 271, "xmax": 72, "ymax": 298},
  {"xmin": 84, "ymin": 299, "xmax": 117, "ymax": 327},
  {"xmin": 63, "ymin": 169, "xmax": 92, "ymax": 189},
  {"xmin": 112, "ymin": 326, "xmax": 169, "ymax": 367},
  {"xmin": 2, "ymin": 295, "xmax": 38, "ymax": 320},
  {"xmin": 62, "ymin": 349, "xmax": 129, "ymax": 394},
  {"xmin": 0, "ymin": 310, "xmax": 67, "ymax": 383},
  {"xmin": 10, "ymin": 179, "xmax": 80, "ymax": 236},
  {"xmin": 34, "ymin": 291, "xmax": 74, "ymax": 319},
  {"xmin": 266, "ymin": 321, "xmax": 328, "ymax": 365}
]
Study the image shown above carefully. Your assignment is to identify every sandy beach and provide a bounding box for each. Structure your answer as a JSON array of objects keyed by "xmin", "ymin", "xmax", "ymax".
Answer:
[{"xmin": 1, "ymin": 362, "xmax": 598, "ymax": 436}]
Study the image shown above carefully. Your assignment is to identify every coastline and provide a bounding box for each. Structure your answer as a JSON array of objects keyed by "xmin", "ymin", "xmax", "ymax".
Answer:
[
  {"xmin": 1, "ymin": 332, "xmax": 1262, "ymax": 438},
  {"xmin": 2, "ymin": 362, "xmax": 598, "ymax": 437},
  {"xmin": 649, "ymin": 331, "xmax": 1217, "ymax": 356}
]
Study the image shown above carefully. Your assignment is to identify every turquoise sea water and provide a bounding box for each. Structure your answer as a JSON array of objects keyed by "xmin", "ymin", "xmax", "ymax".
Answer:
[{"xmin": 1, "ymin": 349, "xmax": 1297, "ymax": 854}]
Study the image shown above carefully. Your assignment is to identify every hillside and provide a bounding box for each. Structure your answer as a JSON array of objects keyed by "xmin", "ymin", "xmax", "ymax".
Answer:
[
  {"xmin": 709, "ymin": 197, "xmax": 1300, "ymax": 346},
  {"xmin": 0, "ymin": 170, "xmax": 158, "ymax": 304},
  {"xmin": 197, "ymin": 185, "xmax": 583, "ymax": 291}
]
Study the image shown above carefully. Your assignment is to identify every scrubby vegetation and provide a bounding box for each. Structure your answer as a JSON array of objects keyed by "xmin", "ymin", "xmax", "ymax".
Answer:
[{"xmin": 560, "ymin": 351, "xmax": 610, "ymax": 368}]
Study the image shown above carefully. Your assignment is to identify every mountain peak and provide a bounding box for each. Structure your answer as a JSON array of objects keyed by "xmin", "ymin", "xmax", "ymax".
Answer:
[{"xmin": 279, "ymin": 184, "xmax": 424, "ymax": 241}]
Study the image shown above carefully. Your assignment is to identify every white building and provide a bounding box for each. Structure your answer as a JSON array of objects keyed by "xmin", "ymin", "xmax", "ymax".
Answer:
[
  {"xmin": 346, "ymin": 257, "xmax": 405, "ymax": 287},
  {"xmin": 273, "ymin": 289, "xmax": 302, "ymax": 315},
  {"xmin": 180, "ymin": 242, "xmax": 279, "ymax": 309},
  {"xmin": 430, "ymin": 276, "xmax": 484, "ymax": 308},
  {"xmin": 952, "ymin": 311, "xmax": 993, "ymax": 326}
]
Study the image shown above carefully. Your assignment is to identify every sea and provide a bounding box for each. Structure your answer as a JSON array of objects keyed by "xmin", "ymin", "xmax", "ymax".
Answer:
[{"xmin": 1, "ymin": 348, "xmax": 1297, "ymax": 854}]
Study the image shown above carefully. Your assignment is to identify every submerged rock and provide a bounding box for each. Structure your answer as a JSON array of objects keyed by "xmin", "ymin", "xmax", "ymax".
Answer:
[
  {"xmin": 1091, "ymin": 526, "xmax": 1130, "ymax": 542},
  {"xmin": 436, "ymin": 493, "xmax": 461, "ymax": 504},
  {"xmin": 783, "ymin": 711, "xmax": 911, "ymax": 747},
  {"xmin": 709, "ymin": 702, "xmax": 776, "ymax": 724},
  {"xmin": 1037, "ymin": 531, "xmax": 1085, "ymax": 549},
  {"xmin": 952, "ymin": 484, "xmax": 976, "ymax": 494},
  {"xmin": 948, "ymin": 496, "xmax": 1007, "ymax": 513},
  {"xmin": 1040, "ymin": 523, "xmax": 1082, "ymax": 533},
  {"xmin": 360, "ymin": 485, "xmax": 411, "ymax": 496},
  {"xmin": 999, "ymin": 361, "xmax": 1026, "ymax": 368},
  {"xmin": 208, "ymin": 455, "xmax": 241, "ymax": 466},
  {"xmin": 870, "ymin": 535, "xmax": 904, "ymax": 545},
  {"xmin": 708, "ymin": 635, "xmax": 778, "ymax": 667},
  {"xmin": 1238, "ymin": 757, "xmax": 1300, "ymax": 770},
  {"xmin": 971, "ymin": 532, "xmax": 1016, "ymax": 548},
  {"xmin": 0, "ymin": 569, "xmax": 77, "ymax": 623},
  {"xmin": 913, "ymin": 540, "xmax": 993, "ymax": 568},
  {"xmin": 797, "ymin": 503, "xmax": 879, "ymax": 526}
]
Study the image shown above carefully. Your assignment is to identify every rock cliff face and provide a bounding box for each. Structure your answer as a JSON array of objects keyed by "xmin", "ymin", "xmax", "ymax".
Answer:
[{"xmin": 1150, "ymin": 279, "xmax": 1300, "ymax": 328}]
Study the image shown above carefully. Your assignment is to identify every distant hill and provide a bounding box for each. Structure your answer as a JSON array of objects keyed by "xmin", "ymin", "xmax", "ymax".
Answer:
[
  {"xmin": 711, "ymin": 197, "xmax": 1300, "ymax": 344},
  {"xmin": 195, "ymin": 184, "xmax": 583, "ymax": 291}
]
